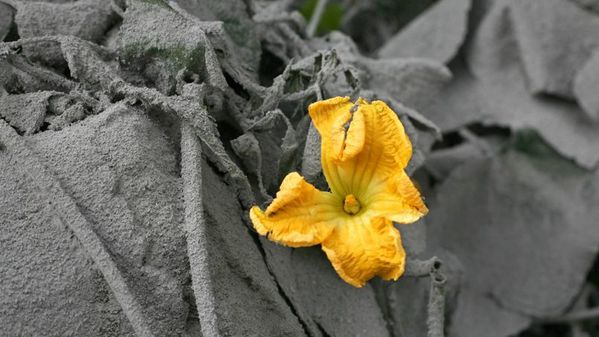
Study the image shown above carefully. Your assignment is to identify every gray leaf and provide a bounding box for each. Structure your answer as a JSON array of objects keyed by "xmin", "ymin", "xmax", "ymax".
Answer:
[
  {"xmin": 174, "ymin": 0, "xmax": 262, "ymax": 75},
  {"xmin": 574, "ymin": 49, "xmax": 599, "ymax": 121},
  {"xmin": 0, "ymin": 105, "xmax": 191, "ymax": 336},
  {"xmin": 422, "ymin": 58, "xmax": 489, "ymax": 132},
  {"xmin": 378, "ymin": 0, "xmax": 471, "ymax": 65},
  {"xmin": 427, "ymin": 134, "xmax": 599, "ymax": 335},
  {"xmin": 13, "ymin": 0, "xmax": 115, "ymax": 43},
  {"xmin": 0, "ymin": 91, "xmax": 59, "ymax": 134},
  {"xmin": 467, "ymin": 0, "xmax": 599, "ymax": 168},
  {"xmin": 262, "ymin": 244, "xmax": 392, "ymax": 337},
  {"xmin": 182, "ymin": 129, "xmax": 307, "ymax": 337},
  {"xmin": 0, "ymin": 2, "xmax": 14, "ymax": 41},
  {"xmin": 508, "ymin": 0, "xmax": 599, "ymax": 98}
]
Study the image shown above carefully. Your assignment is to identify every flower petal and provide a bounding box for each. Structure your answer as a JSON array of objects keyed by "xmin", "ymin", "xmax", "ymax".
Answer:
[
  {"xmin": 363, "ymin": 171, "xmax": 428, "ymax": 224},
  {"xmin": 311, "ymin": 98, "xmax": 414, "ymax": 198},
  {"xmin": 370, "ymin": 100, "xmax": 413, "ymax": 169},
  {"xmin": 308, "ymin": 96, "xmax": 355, "ymax": 196},
  {"xmin": 329, "ymin": 104, "xmax": 366, "ymax": 162},
  {"xmin": 250, "ymin": 172, "xmax": 342, "ymax": 247},
  {"xmin": 308, "ymin": 96, "xmax": 353, "ymax": 140},
  {"xmin": 321, "ymin": 217, "xmax": 406, "ymax": 287}
]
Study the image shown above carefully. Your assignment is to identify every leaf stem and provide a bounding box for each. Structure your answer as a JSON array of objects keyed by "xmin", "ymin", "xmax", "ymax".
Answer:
[
  {"xmin": 405, "ymin": 257, "xmax": 447, "ymax": 337},
  {"xmin": 427, "ymin": 270, "xmax": 446, "ymax": 337},
  {"xmin": 540, "ymin": 306, "xmax": 599, "ymax": 323}
]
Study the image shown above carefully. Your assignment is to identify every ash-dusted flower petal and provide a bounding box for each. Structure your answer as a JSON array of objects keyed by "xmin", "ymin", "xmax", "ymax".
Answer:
[
  {"xmin": 363, "ymin": 171, "xmax": 428, "ymax": 224},
  {"xmin": 250, "ymin": 172, "xmax": 341, "ymax": 247},
  {"xmin": 321, "ymin": 217, "xmax": 406, "ymax": 287}
]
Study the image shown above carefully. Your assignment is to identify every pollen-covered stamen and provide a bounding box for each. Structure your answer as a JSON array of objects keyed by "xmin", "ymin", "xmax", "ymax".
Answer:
[{"xmin": 343, "ymin": 194, "xmax": 361, "ymax": 215}]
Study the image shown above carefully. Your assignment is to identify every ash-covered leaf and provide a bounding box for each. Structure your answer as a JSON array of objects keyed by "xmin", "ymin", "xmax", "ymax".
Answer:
[
  {"xmin": 1, "ymin": 35, "xmax": 120, "ymax": 96},
  {"xmin": 508, "ymin": 0, "xmax": 599, "ymax": 98},
  {"xmin": 380, "ymin": 248, "xmax": 463, "ymax": 337},
  {"xmin": 118, "ymin": 0, "xmax": 214, "ymax": 93},
  {"xmin": 43, "ymin": 92, "xmax": 102, "ymax": 131},
  {"xmin": 449, "ymin": 288, "xmax": 530, "ymax": 337},
  {"xmin": 57, "ymin": 37, "xmax": 119, "ymax": 91},
  {"xmin": 574, "ymin": 49, "xmax": 599, "ymax": 121},
  {"xmin": 11, "ymin": 0, "xmax": 116, "ymax": 66},
  {"xmin": 0, "ymin": 91, "xmax": 59, "ymax": 134},
  {"xmin": 13, "ymin": 0, "xmax": 116, "ymax": 43},
  {"xmin": 0, "ymin": 141, "xmax": 139, "ymax": 337},
  {"xmin": 422, "ymin": 58, "xmax": 487, "ymax": 132},
  {"xmin": 466, "ymin": 0, "xmax": 599, "ymax": 168},
  {"xmin": 262, "ymin": 244, "xmax": 392, "ymax": 337},
  {"xmin": 231, "ymin": 109, "xmax": 298, "ymax": 200},
  {"xmin": 253, "ymin": 1, "xmax": 311, "ymax": 63},
  {"xmin": 355, "ymin": 57, "xmax": 451, "ymax": 111},
  {"xmin": 424, "ymin": 141, "xmax": 488, "ymax": 180},
  {"xmin": 570, "ymin": 0, "xmax": 599, "ymax": 12},
  {"xmin": 182, "ymin": 153, "xmax": 307, "ymax": 337},
  {"xmin": 0, "ymin": 2, "xmax": 14, "ymax": 42},
  {"xmin": 119, "ymin": 0, "xmax": 252, "ymax": 94},
  {"xmin": 108, "ymin": 80, "xmax": 255, "ymax": 207},
  {"xmin": 311, "ymin": 32, "xmax": 452, "ymax": 111},
  {"xmin": 0, "ymin": 104, "xmax": 191, "ymax": 336},
  {"xmin": 173, "ymin": 0, "xmax": 262, "ymax": 75},
  {"xmin": 0, "ymin": 52, "xmax": 78, "ymax": 93},
  {"xmin": 427, "ymin": 132, "xmax": 599, "ymax": 336},
  {"xmin": 341, "ymin": 0, "xmax": 436, "ymax": 54},
  {"xmin": 378, "ymin": 0, "xmax": 471, "ymax": 64}
]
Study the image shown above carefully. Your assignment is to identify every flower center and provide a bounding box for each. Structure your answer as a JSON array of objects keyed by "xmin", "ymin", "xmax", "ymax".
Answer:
[{"xmin": 343, "ymin": 194, "xmax": 361, "ymax": 215}]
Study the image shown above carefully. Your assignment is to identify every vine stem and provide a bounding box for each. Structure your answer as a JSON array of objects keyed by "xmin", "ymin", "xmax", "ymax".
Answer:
[
  {"xmin": 306, "ymin": 0, "xmax": 328, "ymax": 37},
  {"xmin": 540, "ymin": 306, "xmax": 599, "ymax": 323},
  {"xmin": 405, "ymin": 257, "xmax": 447, "ymax": 337},
  {"xmin": 427, "ymin": 271, "xmax": 446, "ymax": 337}
]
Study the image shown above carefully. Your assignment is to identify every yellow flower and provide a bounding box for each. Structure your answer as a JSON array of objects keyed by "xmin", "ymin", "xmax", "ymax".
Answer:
[{"xmin": 250, "ymin": 97, "xmax": 428, "ymax": 287}]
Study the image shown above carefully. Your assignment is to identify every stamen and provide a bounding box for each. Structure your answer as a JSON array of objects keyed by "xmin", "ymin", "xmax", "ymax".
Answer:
[{"xmin": 343, "ymin": 194, "xmax": 361, "ymax": 215}]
